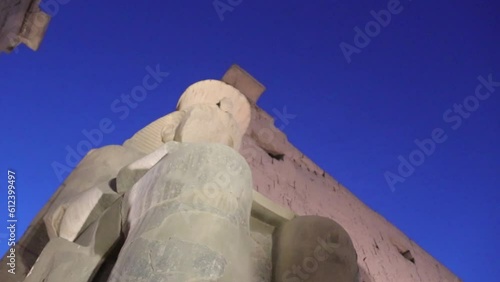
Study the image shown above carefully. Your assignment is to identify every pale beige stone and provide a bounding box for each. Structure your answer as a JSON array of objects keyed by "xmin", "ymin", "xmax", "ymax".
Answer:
[
  {"xmin": 109, "ymin": 143, "xmax": 253, "ymax": 282},
  {"xmin": 118, "ymin": 140, "xmax": 296, "ymax": 280},
  {"xmin": 123, "ymin": 79, "xmax": 251, "ymax": 154},
  {"xmin": 43, "ymin": 145, "xmax": 143, "ymax": 240},
  {"xmin": 23, "ymin": 145, "xmax": 144, "ymax": 282},
  {"xmin": 176, "ymin": 79, "xmax": 251, "ymax": 136},
  {"xmin": 116, "ymin": 142, "xmax": 182, "ymax": 194},
  {"xmin": 123, "ymin": 111, "xmax": 186, "ymax": 155},
  {"xmin": 23, "ymin": 238, "xmax": 100, "ymax": 282},
  {"xmin": 54, "ymin": 145, "xmax": 144, "ymax": 200},
  {"xmin": 55, "ymin": 186, "xmax": 119, "ymax": 241},
  {"xmin": 24, "ymin": 200, "xmax": 123, "ymax": 282},
  {"xmin": 18, "ymin": 9, "xmax": 50, "ymax": 51},
  {"xmin": 1, "ymin": 66, "xmax": 462, "ymax": 282},
  {"xmin": 252, "ymin": 190, "xmax": 295, "ymax": 227},
  {"xmin": 174, "ymin": 104, "xmax": 243, "ymax": 150},
  {"xmin": 117, "ymin": 138, "xmax": 295, "ymax": 278}
]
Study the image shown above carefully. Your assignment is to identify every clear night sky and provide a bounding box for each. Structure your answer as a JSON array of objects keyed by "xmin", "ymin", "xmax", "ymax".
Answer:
[{"xmin": 1, "ymin": 0, "xmax": 499, "ymax": 280}]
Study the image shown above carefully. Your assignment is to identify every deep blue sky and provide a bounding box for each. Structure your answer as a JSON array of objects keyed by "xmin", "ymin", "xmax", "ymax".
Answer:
[{"xmin": 1, "ymin": 0, "xmax": 499, "ymax": 280}]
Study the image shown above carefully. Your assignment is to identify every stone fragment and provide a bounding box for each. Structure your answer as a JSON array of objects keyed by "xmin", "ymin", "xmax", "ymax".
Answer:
[
  {"xmin": 24, "ymin": 199, "xmax": 124, "ymax": 282},
  {"xmin": 55, "ymin": 145, "xmax": 144, "ymax": 200},
  {"xmin": 222, "ymin": 64, "xmax": 266, "ymax": 103},
  {"xmin": 55, "ymin": 185, "xmax": 119, "ymax": 241},
  {"xmin": 116, "ymin": 141, "xmax": 183, "ymax": 194},
  {"xmin": 43, "ymin": 145, "xmax": 144, "ymax": 240},
  {"xmin": 0, "ymin": 0, "xmax": 50, "ymax": 53},
  {"xmin": 252, "ymin": 189, "xmax": 295, "ymax": 227},
  {"xmin": 23, "ymin": 238, "xmax": 100, "ymax": 282},
  {"xmin": 272, "ymin": 215, "xmax": 359, "ymax": 282}
]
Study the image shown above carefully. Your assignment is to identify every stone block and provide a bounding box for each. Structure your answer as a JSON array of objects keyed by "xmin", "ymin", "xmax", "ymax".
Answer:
[
  {"xmin": 117, "ymin": 142, "xmax": 182, "ymax": 194},
  {"xmin": 18, "ymin": 9, "xmax": 50, "ymax": 50},
  {"xmin": 222, "ymin": 64, "xmax": 266, "ymax": 103},
  {"xmin": 0, "ymin": 0, "xmax": 50, "ymax": 53}
]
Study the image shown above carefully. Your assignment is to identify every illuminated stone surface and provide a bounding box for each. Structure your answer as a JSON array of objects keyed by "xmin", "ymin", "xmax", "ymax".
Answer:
[{"xmin": 0, "ymin": 65, "xmax": 461, "ymax": 282}]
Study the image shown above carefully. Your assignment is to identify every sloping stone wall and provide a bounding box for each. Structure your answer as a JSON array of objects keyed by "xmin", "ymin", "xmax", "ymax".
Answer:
[{"xmin": 227, "ymin": 65, "xmax": 461, "ymax": 282}]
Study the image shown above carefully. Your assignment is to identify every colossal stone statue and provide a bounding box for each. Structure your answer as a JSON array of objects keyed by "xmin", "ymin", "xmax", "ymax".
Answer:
[
  {"xmin": 109, "ymin": 80, "xmax": 254, "ymax": 281},
  {"xmin": 109, "ymin": 142, "xmax": 254, "ymax": 281},
  {"xmin": 22, "ymin": 77, "xmax": 358, "ymax": 282}
]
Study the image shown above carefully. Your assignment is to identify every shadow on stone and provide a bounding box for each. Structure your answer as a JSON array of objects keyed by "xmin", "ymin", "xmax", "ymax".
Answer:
[
  {"xmin": 20, "ymin": 221, "xmax": 50, "ymax": 275},
  {"xmin": 358, "ymin": 266, "xmax": 374, "ymax": 282},
  {"xmin": 91, "ymin": 235, "xmax": 125, "ymax": 281},
  {"xmin": 271, "ymin": 215, "xmax": 359, "ymax": 282}
]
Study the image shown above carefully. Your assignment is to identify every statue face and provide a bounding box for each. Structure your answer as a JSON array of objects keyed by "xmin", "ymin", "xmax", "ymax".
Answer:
[
  {"xmin": 173, "ymin": 104, "xmax": 241, "ymax": 149},
  {"xmin": 127, "ymin": 80, "xmax": 250, "ymax": 153},
  {"xmin": 176, "ymin": 80, "xmax": 251, "ymax": 138}
]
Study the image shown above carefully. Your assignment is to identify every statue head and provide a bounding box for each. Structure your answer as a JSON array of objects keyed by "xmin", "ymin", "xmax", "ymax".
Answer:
[{"xmin": 124, "ymin": 80, "xmax": 251, "ymax": 153}]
